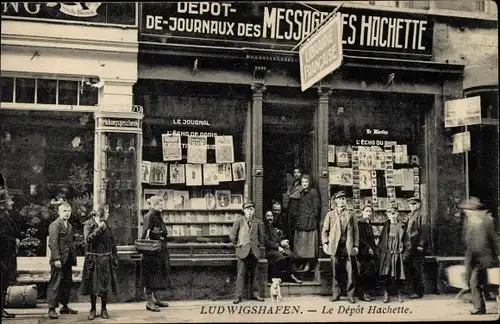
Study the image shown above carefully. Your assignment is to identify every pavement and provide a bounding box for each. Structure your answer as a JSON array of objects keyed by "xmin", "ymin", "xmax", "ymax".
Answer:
[{"xmin": 3, "ymin": 295, "xmax": 499, "ymax": 323}]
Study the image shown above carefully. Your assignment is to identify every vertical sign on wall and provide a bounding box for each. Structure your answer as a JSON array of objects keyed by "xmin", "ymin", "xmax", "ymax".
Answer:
[{"xmin": 352, "ymin": 146, "xmax": 361, "ymax": 216}]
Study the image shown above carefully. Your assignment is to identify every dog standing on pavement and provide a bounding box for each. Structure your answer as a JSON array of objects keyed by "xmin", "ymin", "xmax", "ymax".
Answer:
[{"xmin": 270, "ymin": 278, "xmax": 282, "ymax": 303}]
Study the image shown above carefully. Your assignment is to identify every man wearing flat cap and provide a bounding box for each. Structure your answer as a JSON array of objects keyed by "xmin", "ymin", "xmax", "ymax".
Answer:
[
  {"xmin": 322, "ymin": 190, "xmax": 359, "ymax": 303},
  {"xmin": 230, "ymin": 201, "xmax": 265, "ymax": 304},
  {"xmin": 405, "ymin": 196, "xmax": 430, "ymax": 299},
  {"xmin": 460, "ymin": 197, "xmax": 500, "ymax": 315}
]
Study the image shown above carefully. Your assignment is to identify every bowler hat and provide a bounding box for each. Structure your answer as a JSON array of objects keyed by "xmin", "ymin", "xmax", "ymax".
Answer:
[
  {"xmin": 243, "ymin": 201, "xmax": 255, "ymax": 209},
  {"xmin": 406, "ymin": 197, "xmax": 421, "ymax": 203},
  {"xmin": 333, "ymin": 191, "xmax": 346, "ymax": 200},
  {"xmin": 458, "ymin": 197, "xmax": 484, "ymax": 210}
]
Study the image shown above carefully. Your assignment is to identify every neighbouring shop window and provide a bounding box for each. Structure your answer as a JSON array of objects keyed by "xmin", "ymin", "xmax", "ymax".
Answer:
[
  {"xmin": 1, "ymin": 77, "xmax": 14, "ymax": 102},
  {"xmin": 37, "ymin": 79, "xmax": 58, "ymax": 105},
  {"xmin": 407, "ymin": 0, "xmax": 430, "ymax": 10},
  {"xmin": 327, "ymin": 91, "xmax": 428, "ymax": 244},
  {"xmin": 58, "ymin": 80, "xmax": 78, "ymax": 105},
  {"xmin": 136, "ymin": 81, "xmax": 248, "ymax": 245},
  {"xmin": 0, "ymin": 76, "xmax": 98, "ymax": 107},
  {"xmin": 15, "ymin": 78, "xmax": 36, "ymax": 103},
  {"xmin": 0, "ymin": 111, "xmax": 95, "ymax": 256}
]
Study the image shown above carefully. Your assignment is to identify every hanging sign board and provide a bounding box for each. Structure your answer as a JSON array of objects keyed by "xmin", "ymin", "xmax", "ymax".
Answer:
[
  {"xmin": 452, "ymin": 131, "xmax": 471, "ymax": 154},
  {"xmin": 444, "ymin": 96, "xmax": 481, "ymax": 128},
  {"xmin": 299, "ymin": 14, "xmax": 343, "ymax": 91}
]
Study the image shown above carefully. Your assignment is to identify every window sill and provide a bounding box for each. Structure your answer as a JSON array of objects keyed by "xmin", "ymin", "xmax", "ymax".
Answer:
[{"xmin": 1, "ymin": 102, "xmax": 97, "ymax": 112}]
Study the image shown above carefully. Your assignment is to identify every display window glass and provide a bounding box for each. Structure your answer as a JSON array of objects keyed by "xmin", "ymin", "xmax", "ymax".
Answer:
[
  {"xmin": 327, "ymin": 91, "xmax": 429, "ymax": 237},
  {"xmin": 0, "ymin": 111, "xmax": 95, "ymax": 256},
  {"xmin": 135, "ymin": 81, "xmax": 248, "ymax": 244}
]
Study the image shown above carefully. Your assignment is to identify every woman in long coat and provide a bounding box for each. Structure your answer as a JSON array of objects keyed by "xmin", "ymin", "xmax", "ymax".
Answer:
[
  {"xmin": 141, "ymin": 195, "xmax": 170, "ymax": 312},
  {"xmin": 286, "ymin": 168, "xmax": 303, "ymax": 249},
  {"xmin": 0, "ymin": 185, "xmax": 20, "ymax": 319},
  {"xmin": 294, "ymin": 174, "xmax": 321, "ymax": 273},
  {"xmin": 81, "ymin": 205, "xmax": 119, "ymax": 320},
  {"xmin": 378, "ymin": 206, "xmax": 411, "ymax": 303}
]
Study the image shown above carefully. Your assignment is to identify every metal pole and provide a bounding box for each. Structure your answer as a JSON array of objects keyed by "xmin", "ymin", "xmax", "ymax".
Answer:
[
  {"xmin": 465, "ymin": 125, "xmax": 469, "ymax": 199},
  {"xmin": 291, "ymin": 3, "xmax": 344, "ymax": 52}
]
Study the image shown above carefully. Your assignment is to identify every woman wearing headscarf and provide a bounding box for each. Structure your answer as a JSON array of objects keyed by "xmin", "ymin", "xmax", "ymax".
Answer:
[
  {"xmin": 0, "ymin": 175, "xmax": 21, "ymax": 319},
  {"xmin": 81, "ymin": 205, "xmax": 119, "ymax": 320},
  {"xmin": 294, "ymin": 174, "xmax": 321, "ymax": 273},
  {"xmin": 286, "ymin": 168, "xmax": 303, "ymax": 248},
  {"xmin": 141, "ymin": 195, "xmax": 170, "ymax": 312}
]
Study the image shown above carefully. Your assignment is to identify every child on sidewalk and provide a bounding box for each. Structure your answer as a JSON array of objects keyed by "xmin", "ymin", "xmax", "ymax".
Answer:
[{"xmin": 377, "ymin": 205, "xmax": 411, "ymax": 303}]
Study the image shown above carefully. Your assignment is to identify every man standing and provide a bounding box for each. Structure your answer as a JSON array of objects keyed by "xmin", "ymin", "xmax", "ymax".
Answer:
[
  {"xmin": 47, "ymin": 202, "xmax": 78, "ymax": 319},
  {"xmin": 357, "ymin": 204, "xmax": 377, "ymax": 301},
  {"xmin": 405, "ymin": 197, "xmax": 430, "ymax": 299},
  {"xmin": 230, "ymin": 201, "xmax": 265, "ymax": 304},
  {"xmin": 460, "ymin": 197, "xmax": 500, "ymax": 315},
  {"xmin": 322, "ymin": 191, "xmax": 359, "ymax": 303}
]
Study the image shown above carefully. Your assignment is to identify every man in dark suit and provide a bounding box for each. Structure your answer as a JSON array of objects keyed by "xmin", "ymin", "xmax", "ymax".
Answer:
[
  {"xmin": 47, "ymin": 202, "xmax": 78, "ymax": 319},
  {"xmin": 405, "ymin": 197, "xmax": 430, "ymax": 299},
  {"xmin": 229, "ymin": 201, "xmax": 265, "ymax": 304},
  {"xmin": 460, "ymin": 197, "xmax": 500, "ymax": 315},
  {"xmin": 322, "ymin": 191, "xmax": 359, "ymax": 303}
]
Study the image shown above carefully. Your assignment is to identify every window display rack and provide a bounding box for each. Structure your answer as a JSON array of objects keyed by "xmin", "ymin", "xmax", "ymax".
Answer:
[{"xmin": 94, "ymin": 110, "xmax": 143, "ymax": 246}]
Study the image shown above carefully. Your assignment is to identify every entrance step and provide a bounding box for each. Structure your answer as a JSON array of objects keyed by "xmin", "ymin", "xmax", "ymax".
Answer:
[{"xmin": 266, "ymin": 280, "xmax": 322, "ymax": 296}]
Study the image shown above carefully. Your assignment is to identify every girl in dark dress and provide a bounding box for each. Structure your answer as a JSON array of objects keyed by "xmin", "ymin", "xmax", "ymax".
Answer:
[
  {"xmin": 81, "ymin": 205, "xmax": 119, "ymax": 320},
  {"xmin": 142, "ymin": 195, "xmax": 170, "ymax": 312},
  {"xmin": 378, "ymin": 206, "xmax": 411, "ymax": 303}
]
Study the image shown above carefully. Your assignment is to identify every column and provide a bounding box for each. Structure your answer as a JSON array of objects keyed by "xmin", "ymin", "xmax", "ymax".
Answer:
[
  {"xmin": 317, "ymin": 86, "xmax": 332, "ymax": 224},
  {"xmin": 427, "ymin": 79, "xmax": 464, "ymax": 255},
  {"xmin": 251, "ymin": 82, "xmax": 265, "ymax": 221}
]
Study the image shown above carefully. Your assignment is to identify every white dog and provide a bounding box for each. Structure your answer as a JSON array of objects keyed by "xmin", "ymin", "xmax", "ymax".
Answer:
[{"xmin": 270, "ymin": 278, "xmax": 282, "ymax": 303}]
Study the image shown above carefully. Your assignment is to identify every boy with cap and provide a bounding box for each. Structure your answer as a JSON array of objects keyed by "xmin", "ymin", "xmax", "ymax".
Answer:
[
  {"xmin": 322, "ymin": 190, "xmax": 359, "ymax": 303},
  {"xmin": 460, "ymin": 197, "xmax": 500, "ymax": 315},
  {"xmin": 378, "ymin": 205, "xmax": 411, "ymax": 303},
  {"xmin": 230, "ymin": 201, "xmax": 266, "ymax": 304},
  {"xmin": 356, "ymin": 203, "xmax": 378, "ymax": 301},
  {"xmin": 405, "ymin": 197, "xmax": 430, "ymax": 299}
]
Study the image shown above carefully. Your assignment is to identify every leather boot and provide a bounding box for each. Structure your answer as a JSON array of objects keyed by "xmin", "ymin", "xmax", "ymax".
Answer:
[{"xmin": 383, "ymin": 290, "xmax": 390, "ymax": 303}]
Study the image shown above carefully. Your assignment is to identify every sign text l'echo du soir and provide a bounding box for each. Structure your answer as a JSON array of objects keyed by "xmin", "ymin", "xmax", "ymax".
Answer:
[{"xmin": 141, "ymin": 2, "xmax": 433, "ymax": 57}]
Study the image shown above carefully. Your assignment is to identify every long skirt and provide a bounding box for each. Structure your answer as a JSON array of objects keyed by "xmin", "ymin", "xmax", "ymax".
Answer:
[
  {"xmin": 293, "ymin": 230, "xmax": 318, "ymax": 259},
  {"xmin": 81, "ymin": 254, "xmax": 119, "ymax": 297}
]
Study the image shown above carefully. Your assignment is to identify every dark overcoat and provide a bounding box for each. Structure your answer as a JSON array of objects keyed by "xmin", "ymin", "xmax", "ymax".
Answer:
[
  {"xmin": 0, "ymin": 211, "xmax": 21, "ymax": 285},
  {"xmin": 80, "ymin": 218, "xmax": 119, "ymax": 297},
  {"xmin": 265, "ymin": 222, "xmax": 292, "ymax": 263},
  {"xmin": 406, "ymin": 209, "xmax": 430, "ymax": 257},
  {"xmin": 141, "ymin": 210, "xmax": 170, "ymax": 290},
  {"xmin": 295, "ymin": 187, "xmax": 321, "ymax": 232},
  {"xmin": 378, "ymin": 221, "xmax": 411, "ymax": 280}
]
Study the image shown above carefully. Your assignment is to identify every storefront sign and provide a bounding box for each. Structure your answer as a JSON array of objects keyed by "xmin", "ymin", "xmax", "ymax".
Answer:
[
  {"xmin": 444, "ymin": 96, "xmax": 482, "ymax": 128},
  {"xmin": 140, "ymin": 2, "xmax": 434, "ymax": 58},
  {"xmin": 98, "ymin": 118, "xmax": 141, "ymax": 129},
  {"xmin": 173, "ymin": 118, "xmax": 211, "ymax": 126},
  {"xmin": 452, "ymin": 131, "xmax": 471, "ymax": 154},
  {"xmin": 2, "ymin": 2, "xmax": 136, "ymax": 26},
  {"xmin": 299, "ymin": 14, "xmax": 342, "ymax": 91}
]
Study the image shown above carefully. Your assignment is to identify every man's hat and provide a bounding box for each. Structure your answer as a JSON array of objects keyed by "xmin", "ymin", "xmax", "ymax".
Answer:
[
  {"xmin": 458, "ymin": 197, "xmax": 484, "ymax": 210},
  {"xmin": 387, "ymin": 204, "xmax": 398, "ymax": 212},
  {"xmin": 332, "ymin": 191, "xmax": 346, "ymax": 200},
  {"xmin": 406, "ymin": 197, "xmax": 421, "ymax": 203},
  {"xmin": 362, "ymin": 203, "xmax": 373, "ymax": 211},
  {"xmin": 243, "ymin": 201, "xmax": 255, "ymax": 209}
]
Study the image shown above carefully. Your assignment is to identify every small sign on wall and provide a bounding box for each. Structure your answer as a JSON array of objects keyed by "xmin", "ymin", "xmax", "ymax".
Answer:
[{"xmin": 452, "ymin": 131, "xmax": 471, "ymax": 154}]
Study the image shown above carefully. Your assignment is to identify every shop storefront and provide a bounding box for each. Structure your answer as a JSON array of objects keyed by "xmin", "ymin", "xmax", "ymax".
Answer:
[
  {"xmin": 1, "ymin": 2, "xmax": 141, "ymax": 301},
  {"xmin": 137, "ymin": 2, "xmax": 468, "ymax": 299}
]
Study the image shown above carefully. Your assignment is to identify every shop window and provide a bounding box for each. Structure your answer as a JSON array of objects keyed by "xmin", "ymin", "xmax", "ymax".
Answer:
[
  {"xmin": 1, "ymin": 77, "xmax": 14, "ymax": 102},
  {"xmin": 79, "ymin": 85, "xmax": 98, "ymax": 106},
  {"xmin": 15, "ymin": 78, "xmax": 36, "ymax": 103},
  {"xmin": 407, "ymin": 0, "xmax": 430, "ymax": 10},
  {"xmin": 0, "ymin": 112, "xmax": 95, "ymax": 256},
  {"xmin": 58, "ymin": 80, "xmax": 78, "ymax": 105},
  {"xmin": 37, "ymin": 79, "xmax": 57, "ymax": 104},
  {"xmin": 434, "ymin": 0, "xmax": 484, "ymax": 12}
]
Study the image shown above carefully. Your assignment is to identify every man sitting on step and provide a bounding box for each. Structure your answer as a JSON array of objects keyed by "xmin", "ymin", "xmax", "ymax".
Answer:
[{"xmin": 264, "ymin": 210, "xmax": 302, "ymax": 284}]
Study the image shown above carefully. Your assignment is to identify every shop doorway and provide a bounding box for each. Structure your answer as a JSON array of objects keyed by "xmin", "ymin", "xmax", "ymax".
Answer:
[{"xmin": 262, "ymin": 104, "xmax": 314, "ymax": 212}]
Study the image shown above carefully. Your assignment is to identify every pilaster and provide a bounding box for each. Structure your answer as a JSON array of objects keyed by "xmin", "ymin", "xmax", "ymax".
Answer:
[{"xmin": 318, "ymin": 86, "xmax": 332, "ymax": 224}]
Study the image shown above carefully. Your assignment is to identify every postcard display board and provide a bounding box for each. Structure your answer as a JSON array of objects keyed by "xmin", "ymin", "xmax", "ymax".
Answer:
[
  {"xmin": 94, "ymin": 109, "xmax": 144, "ymax": 245},
  {"xmin": 141, "ymin": 132, "xmax": 245, "ymax": 243},
  {"xmin": 328, "ymin": 142, "xmax": 420, "ymax": 224}
]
